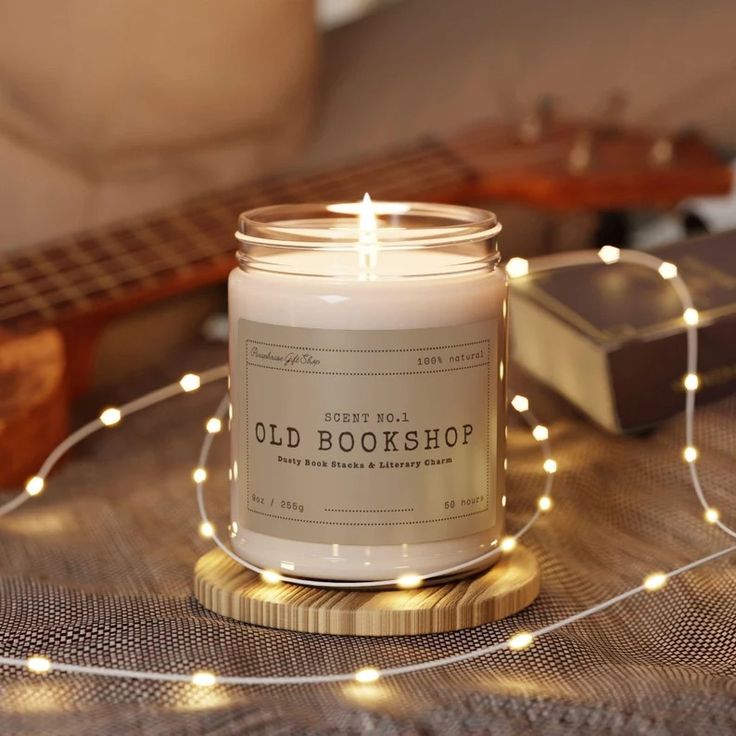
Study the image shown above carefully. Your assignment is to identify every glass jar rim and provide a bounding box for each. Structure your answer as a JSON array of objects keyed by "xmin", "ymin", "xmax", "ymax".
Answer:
[{"xmin": 236, "ymin": 201, "xmax": 501, "ymax": 251}]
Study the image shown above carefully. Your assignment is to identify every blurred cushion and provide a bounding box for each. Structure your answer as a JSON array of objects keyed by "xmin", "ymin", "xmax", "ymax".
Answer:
[{"xmin": 0, "ymin": 0, "xmax": 317, "ymax": 251}]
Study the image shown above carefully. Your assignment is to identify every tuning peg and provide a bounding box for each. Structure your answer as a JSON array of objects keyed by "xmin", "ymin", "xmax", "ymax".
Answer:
[
  {"xmin": 600, "ymin": 90, "xmax": 628, "ymax": 131},
  {"xmin": 517, "ymin": 96, "xmax": 556, "ymax": 144},
  {"xmin": 650, "ymin": 136, "xmax": 675, "ymax": 167},
  {"xmin": 536, "ymin": 96, "xmax": 557, "ymax": 122},
  {"xmin": 518, "ymin": 113, "xmax": 542, "ymax": 144},
  {"xmin": 568, "ymin": 130, "xmax": 594, "ymax": 174}
]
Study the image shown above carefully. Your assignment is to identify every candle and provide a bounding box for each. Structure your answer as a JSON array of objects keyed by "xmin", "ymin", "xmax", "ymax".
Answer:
[{"xmin": 228, "ymin": 198, "xmax": 507, "ymax": 582}]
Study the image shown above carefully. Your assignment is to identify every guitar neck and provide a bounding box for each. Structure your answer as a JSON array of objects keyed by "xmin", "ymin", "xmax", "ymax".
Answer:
[
  {"xmin": 0, "ymin": 138, "xmax": 471, "ymax": 332},
  {"xmin": 1, "ymin": 120, "xmax": 730, "ymax": 333}
]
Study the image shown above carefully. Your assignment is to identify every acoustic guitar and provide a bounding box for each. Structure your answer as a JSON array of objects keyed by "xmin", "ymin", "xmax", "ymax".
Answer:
[{"xmin": 0, "ymin": 118, "xmax": 730, "ymax": 486}]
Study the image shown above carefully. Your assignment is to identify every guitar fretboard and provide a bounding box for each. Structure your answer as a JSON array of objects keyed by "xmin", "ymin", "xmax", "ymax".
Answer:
[{"xmin": 0, "ymin": 139, "xmax": 472, "ymax": 329}]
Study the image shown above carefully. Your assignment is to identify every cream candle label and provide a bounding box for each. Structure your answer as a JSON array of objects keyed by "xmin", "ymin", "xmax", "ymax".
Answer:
[{"xmin": 235, "ymin": 319, "xmax": 503, "ymax": 545}]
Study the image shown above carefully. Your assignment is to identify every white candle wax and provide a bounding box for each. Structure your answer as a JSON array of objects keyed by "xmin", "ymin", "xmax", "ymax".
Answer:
[{"xmin": 229, "ymin": 203, "xmax": 506, "ymax": 582}]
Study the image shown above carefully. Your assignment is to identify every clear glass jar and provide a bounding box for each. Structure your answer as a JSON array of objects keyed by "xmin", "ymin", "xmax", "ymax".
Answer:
[{"xmin": 228, "ymin": 201, "xmax": 506, "ymax": 582}]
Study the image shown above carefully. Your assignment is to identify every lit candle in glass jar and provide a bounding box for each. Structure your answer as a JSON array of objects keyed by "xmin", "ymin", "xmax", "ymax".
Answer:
[{"xmin": 228, "ymin": 197, "xmax": 506, "ymax": 582}]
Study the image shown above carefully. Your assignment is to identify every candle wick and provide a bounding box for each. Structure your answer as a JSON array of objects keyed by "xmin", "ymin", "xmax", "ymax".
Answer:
[{"xmin": 358, "ymin": 193, "xmax": 378, "ymax": 280}]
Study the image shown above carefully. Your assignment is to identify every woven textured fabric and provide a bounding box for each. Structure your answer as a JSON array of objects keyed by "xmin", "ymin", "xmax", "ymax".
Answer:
[{"xmin": 1, "ymin": 339, "xmax": 735, "ymax": 735}]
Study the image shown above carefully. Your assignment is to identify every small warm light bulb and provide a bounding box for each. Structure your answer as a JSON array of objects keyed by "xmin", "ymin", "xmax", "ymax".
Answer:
[
  {"xmin": 26, "ymin": 656, "xmax": 51, "ymax": 673},
  {"xmin": 180, "ymin": 373, "xmax": 201, "ymax": 392},
  {"xmin": 506, "ymin": 257, "xmax": 529, "ymax": 279},
  {"xmin": 683, "ymin": 446, "xmax": 698, "ymax": 463},
  {"xmin": 508, "ymin": 632, "xmax": 534, "ymax": 650},
  {"xmin": 355, "ymin": 667, "xmax": 381, "ymax": 683},
  {"xmin": 597, "ymin": 245, "xmax": 620, "ymax": 264},
  {"xmin": 543, "ymin": 459, "xmax": 557, "ymax": 474},
  {"xmin": 25, "ymin": 476, "xmax": 45, "ymax": 496},
  {"xmin": 199, "ymin": 521, "xmax": 215, "ymax": 538},
  {"xmin": 261, "ymin": 569, "xmax": 282, "ymax": 584},
  {"xmin": 511, "ymin": 395, "xmax": 529, "ymax": 413},
  {"xmin": 643, "ymin": 572, "xmax": 668, "ymax": 591},
  {"xmin": 658, "ymin": 262, "xmax": 678, "ymax": 280},
  {"xmin": 683, "ymin": 373, "xmax": 699, "ymax": 391},
  {"xmin": 192, "ymin": 467, "xmax": 208, "ymax": 484},
  {"xmin": 532, "ymin": 425, "xmax": 549, "ymax": 441},
  {"xmin": 205, "ymin": 417, "xmax": 222, "ymax": 434},
  {"xmin": 704, "ymin": 507, "xmax": 720, "ymax": 524},
  {"xmin": 99, "ymin": 407, "xmax": 122, "ymax": 426},
  {"xmin": 397, "ymin": 574, "xmax": 423, "ymax": 589},
  {"xmin": 538, "ymin": 496, "xmax": 553, "ymax": 512},
  {"xmin": 500, "ymin": 536, "xmax": 517, "ymax": 553},
  {"xmin": 683, "ymin": 308, "xmax": 699, "ymax": 326},
  {"xmin": 191, "ymin": 671, "xmax": 217, "ymax": 687}
]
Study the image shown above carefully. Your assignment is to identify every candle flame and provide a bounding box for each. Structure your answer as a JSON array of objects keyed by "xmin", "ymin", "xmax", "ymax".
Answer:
[
  {"xmin": 359, "ymin": 192, "xmax": 377, "ymax": 241},
  {"xmin": 326, "ymin": 195, "xmax": 410, "ymax": 279}
]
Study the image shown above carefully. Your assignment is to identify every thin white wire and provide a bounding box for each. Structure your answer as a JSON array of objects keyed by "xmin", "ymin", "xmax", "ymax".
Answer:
[
  {"xmin": 509, "ymin": 405, "xmax": 551, "ymax": 539},
  {"xmin": 0, "ymin": 248, "xmax": 733, "ymax": 688},
  {"xmin": 0, "ymin": 365, "xmax": 228, "ymax": 518},
  {"xmin": 0, "ymin": 542, "xmax": 733, "ymax": 687},
  {"xmin": 528, "ymin": 249, "xmax": 734, "ymax": 540}
]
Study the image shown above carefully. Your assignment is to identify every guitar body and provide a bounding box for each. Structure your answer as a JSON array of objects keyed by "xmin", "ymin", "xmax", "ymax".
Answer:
[
  {"xmin": 0, "ymin": 327, "xmax": 68, "ymax": 486},
  {"xmin": 0, "ymin": 118, "xmax": 730, "ymax": 486}
]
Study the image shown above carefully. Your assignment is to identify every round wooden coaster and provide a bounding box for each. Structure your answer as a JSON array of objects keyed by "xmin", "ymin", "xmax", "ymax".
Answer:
[{"xmin": 194, "ymin": 545, "xmax": 539, "ymax": 636}]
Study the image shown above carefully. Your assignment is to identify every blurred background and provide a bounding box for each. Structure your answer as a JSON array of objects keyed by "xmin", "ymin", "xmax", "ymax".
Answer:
[
  {"xmin": 3, "ymin": 0, "xmax": 736, "ymax": 251},
  {"xmin": 2, "ymin": 0, "xmax": 736, "ymax": 479}
]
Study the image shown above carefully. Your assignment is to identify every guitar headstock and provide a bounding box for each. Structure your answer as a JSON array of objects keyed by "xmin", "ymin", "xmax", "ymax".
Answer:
[{"xmin": 446, "ymin": 118, "xmax": 731, "ymax": 210}]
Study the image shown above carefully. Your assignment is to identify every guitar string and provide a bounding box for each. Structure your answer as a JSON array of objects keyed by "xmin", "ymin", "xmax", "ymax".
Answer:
[{"xmin": 0, "ymin": 143, "xmax": 462, "ymax": 286}]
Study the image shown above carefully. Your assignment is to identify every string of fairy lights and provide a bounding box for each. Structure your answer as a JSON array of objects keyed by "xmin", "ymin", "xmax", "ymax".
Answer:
[{"xmin": 0, "ymin": 245, "xmax": 734, "ymax": 690}]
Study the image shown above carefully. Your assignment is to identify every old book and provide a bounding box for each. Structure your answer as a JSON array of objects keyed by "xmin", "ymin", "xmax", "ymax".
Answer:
[{"xmin": 511, "ymin": 229, "xmax": 736, "ymax": 433}]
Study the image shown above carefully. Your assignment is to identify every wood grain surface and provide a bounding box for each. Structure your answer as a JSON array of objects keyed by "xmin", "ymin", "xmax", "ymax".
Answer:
[{"xmin": 194, "ymin": 545, "xmax": 540, "ymax": 636}]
